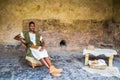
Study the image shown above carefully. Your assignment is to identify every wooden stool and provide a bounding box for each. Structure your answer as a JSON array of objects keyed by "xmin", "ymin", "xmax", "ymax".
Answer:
[{"xmin": 26, "ymin": 56, "xmax": 43, "ymax": 68}]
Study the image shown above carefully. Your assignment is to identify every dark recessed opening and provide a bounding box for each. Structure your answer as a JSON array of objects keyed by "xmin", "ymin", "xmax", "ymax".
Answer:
[{"xmin": 60, "ymin": 40, "xmax": 67, "ymax": 47}]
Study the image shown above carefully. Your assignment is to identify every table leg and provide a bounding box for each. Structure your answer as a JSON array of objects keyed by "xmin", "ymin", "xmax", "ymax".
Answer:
[
  {"xmin": 85, "ymin": 53, "xmax": 89, "ymax": 65},
  {"xmin": 109, "ymin": 55, "xmax": 114, "ymax": 67}
]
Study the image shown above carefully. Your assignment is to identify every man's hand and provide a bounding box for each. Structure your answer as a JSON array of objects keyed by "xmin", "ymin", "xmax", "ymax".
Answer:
[
  {"xmin": 39, "ymin": 39, "xmax": 45, "ymax": 51},
  {"xmin": 14, "ymin": 34, "xmax": 28, "ymax": 45},
  {"xmin": 14, "ymin": 34, "xmax": 22, "ymax": 41},
  {"xmin": 39, "ymin": 47, "xmax": 44, "ymax": 51}
]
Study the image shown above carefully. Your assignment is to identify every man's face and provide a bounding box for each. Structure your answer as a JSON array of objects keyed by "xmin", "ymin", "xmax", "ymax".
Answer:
[{"xmin": 29, "ymin": 24, "xmax": 35, "ymax": 32}]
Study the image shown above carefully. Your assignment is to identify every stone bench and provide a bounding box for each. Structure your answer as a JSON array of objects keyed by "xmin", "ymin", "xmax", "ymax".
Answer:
[{"xmin": 83, "ymin": 48, "xmax": 117, "ymax": 67}]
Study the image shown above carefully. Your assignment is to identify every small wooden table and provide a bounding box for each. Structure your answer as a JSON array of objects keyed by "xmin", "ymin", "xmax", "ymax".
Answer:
[{"xmin": 83, "ymin": 48, "xmax": 117, "ymax": 67}]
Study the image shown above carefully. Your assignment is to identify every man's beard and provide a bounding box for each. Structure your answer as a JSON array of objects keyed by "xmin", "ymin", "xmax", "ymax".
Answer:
[{"xmin": 29, "ymin": 29, "xmax": 35, "ymax": 33}]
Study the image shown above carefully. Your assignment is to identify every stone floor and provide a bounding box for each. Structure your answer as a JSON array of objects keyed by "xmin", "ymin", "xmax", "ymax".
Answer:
[{"xmin": 0, "ymin": 47, "xmax": 120, "ymax": 80}]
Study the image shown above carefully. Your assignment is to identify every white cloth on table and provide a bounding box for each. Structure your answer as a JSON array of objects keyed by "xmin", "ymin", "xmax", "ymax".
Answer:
[
  {"xmin": 83, "ymin": 48, "xmax": 117, "ymax": 57},
  {"xmin": 20, "ymin": 32, "xmax": 48, "ymax": 60},
  {"xmin": 89, "ymin": 59, "xmax": 107, "ymax": 66}
]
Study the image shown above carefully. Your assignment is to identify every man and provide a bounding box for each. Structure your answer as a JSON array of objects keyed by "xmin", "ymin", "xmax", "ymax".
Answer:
[{"xmin": 14, "ymin": 21, "xmax": 62, "ymax": 77}]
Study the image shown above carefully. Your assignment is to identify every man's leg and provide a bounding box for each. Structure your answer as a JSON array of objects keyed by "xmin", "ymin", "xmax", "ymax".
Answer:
[
  {"xmin": 44, "ymin": 57, "xmax": 62, "ymax": 73},
  {"xmin": 40, "ymin": 57, "xmax": 61, "ymax": 77},
  {"xmin": 44, "ymin": 57, "xmax": 52, "ymax": 66},
  {"xmin": 40, "ymin": 58, "xmax": 50, "ymax": 69}
]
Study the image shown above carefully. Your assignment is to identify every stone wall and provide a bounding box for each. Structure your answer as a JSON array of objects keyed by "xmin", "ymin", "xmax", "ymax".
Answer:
[
  {"xmin": 0, "ymin": 0, "xmax": 120, "ymax": 52},
  {"xmin": 113, "ymin": 0, "xmax": 120, "ymax": 22},
  {"xmin": 0, "ymin": 0, "xmax": 113, "ymax": 44},
  {"xmin": 22, "ymin": 19, "xmax": 103, "ymax": 50}
]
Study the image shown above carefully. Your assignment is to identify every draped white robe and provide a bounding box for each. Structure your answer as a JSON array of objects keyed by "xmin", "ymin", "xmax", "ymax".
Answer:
[{"xmin": 20, "ymin": 32, "xmax": 48, "ymax": 60}]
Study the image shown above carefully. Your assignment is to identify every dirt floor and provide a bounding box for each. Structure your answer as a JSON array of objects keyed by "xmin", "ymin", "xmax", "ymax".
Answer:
[{"xmin": 0, "ymin": 46, "xmax": 120, "ymax": 80}]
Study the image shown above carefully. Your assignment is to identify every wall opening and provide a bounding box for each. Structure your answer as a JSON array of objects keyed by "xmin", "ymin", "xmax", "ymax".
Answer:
[{"xmin": 60, "ymin": 40, "xmax": 67, "ymax": 47}]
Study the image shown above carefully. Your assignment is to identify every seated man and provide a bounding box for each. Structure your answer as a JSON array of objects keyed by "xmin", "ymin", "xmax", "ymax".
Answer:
[{"xmin": 14, "ymin": 21, "xmax": 62, "ymax": 77}]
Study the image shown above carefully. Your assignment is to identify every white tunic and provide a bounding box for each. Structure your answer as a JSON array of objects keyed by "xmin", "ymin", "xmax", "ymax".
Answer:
[{"xmin": 20, "ymin": 32, "xmax": 48, "ymax": 60}]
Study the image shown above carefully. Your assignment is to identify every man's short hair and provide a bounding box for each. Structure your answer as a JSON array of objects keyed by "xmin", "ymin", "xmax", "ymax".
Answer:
[{"xmin": 29, "ymin": 21, "xmax": 35, "ymax": 26}]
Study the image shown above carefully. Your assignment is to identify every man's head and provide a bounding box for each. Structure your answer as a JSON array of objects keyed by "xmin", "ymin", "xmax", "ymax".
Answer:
[{"xmin": 29, "ymin": 21, "xmax": 35, "ymax": 32}]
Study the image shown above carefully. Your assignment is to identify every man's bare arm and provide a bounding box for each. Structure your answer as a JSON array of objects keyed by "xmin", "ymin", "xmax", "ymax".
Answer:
[
  {"xmin": 14, "ymin": 34, "xmax": 28, "ymax": 45},
  {"xmin": 14, "ymin": 34, "xmax": 21, "ymax": 41},
  {"xmin": 39, "ymin": 39, "xmax": 45, "ymax": 51}
]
